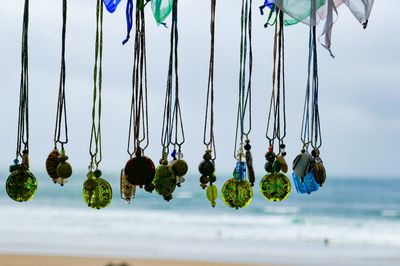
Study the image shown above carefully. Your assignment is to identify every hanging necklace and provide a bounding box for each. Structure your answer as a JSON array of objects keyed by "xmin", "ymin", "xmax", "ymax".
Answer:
[
  {"xmin": 154, "ymin": 0, "xmax": 188, "ymax": 202},
  {"xmin": 122, "ymin": 0, "xmax": 155, "ymax": 203},
  {"xmin": 292, "ymin": 2, "xmax": 326, "ymax": 194},
  {"xmin": 6, "ymin": 0, "xmax": 38, "ymax": 202},
  {"xmin": 46, "ymin": 0, "xmax": 72, "ymax": 186},
  {"xmin": 260, "ymin": 7, "xmax": 291, "ymax": 202},
  {"xmin": 221, "ymin": 0, "xmax": 254, "ymax": 209},
  {"xmin": 82, "ymin": 0, "xmax": 112, "ymax": 209},
  {"xmin": 199, "ymin": 0, "xmax": 218, "ymax": 208}
]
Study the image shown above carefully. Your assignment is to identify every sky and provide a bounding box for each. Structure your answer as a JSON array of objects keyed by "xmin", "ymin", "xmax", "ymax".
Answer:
[{"xmin": 0, "ymin": 0, "xmax": 399, "ymax": 179}]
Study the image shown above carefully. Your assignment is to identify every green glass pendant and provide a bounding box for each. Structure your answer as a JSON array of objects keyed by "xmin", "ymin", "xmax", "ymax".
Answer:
[
  {"xmin": 221, "ymin": 178, "xmax": 253, "ymax": 209},
  {"xmin": 206, "ymin": 184, "xmax": 218, "ymax": 208},
  {"xmin": 153, "ymin": 163, "xmax": 176, "ymax": 201},
  {"xmin": 260, "ymin": 172, "xmax": 291, "ymax": 202},
  {"xmin": 82, "ymin": 171, "xmax": 112, "ymax": 209},
  {"xmin": 6, "ymin": 169, "xmax": 38, "ymax": 202}
]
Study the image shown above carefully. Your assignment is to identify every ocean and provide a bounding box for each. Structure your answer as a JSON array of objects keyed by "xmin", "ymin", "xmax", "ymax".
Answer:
[{"xmin": 0, "ymin": 171, "xmax": 399, "ymax": 266}]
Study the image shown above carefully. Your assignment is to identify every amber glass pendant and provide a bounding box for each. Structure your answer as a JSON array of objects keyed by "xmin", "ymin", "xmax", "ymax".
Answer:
[
  {"xmin": 82, "ymin": 170, "xmax": 112, "ymax": 209},
  {"xmin": 46, "ymin": 148, "xmax": 72, "ymax": 186}
]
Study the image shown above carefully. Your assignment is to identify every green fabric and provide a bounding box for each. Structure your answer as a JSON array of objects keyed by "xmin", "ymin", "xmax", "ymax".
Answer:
[
  {"xmin": 151, "ymin": 0, "xmax": 173, "ymax": 24},
  {"xmin": 275, "ymin": 0, "xmax": 326, "ymax": 25}
]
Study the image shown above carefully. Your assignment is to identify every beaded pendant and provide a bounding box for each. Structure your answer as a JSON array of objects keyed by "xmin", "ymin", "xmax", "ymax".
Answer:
[
  {"xmin": 260, "ymin": 146, "xmax": 291, "ymax": 202},
  {"xmin": 124, "ymin": 149, "xmax": 155, "ymax": 190},
  {"xmin": 82, "ymin": 170, "xmax": 112, "ymax": 209},
  {"xmin": 6, "ymin": 154, "xmax": 37, "ymax": 202},
  {"xmin": 221, "ymin": 146, "xmax": 253, "ymax": 209},
  {"xmin": 154, "ymin": 158, "xmax": 177, "ymax": 201},
  {"xmin": 46, "ymin": 148, "xmax": 72, "ymax": 186},
  {"xmin": 292, "ymin": 149, "xmax": 319, "ymax": 194},
  {"xmin": 171, "ymin": 150, "xmax": 188, "ymax": 187}
]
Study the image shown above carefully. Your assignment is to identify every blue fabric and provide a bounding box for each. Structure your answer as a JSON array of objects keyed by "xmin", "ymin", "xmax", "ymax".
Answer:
[
  {"xmin": 292, "ymin": 171, "xmax": 319, "ymax": 194},
  {"xmin": 103, "ymin": 0, "xmax": 121, "ymax": 13},
  {"xmin": 259, "ymin": 0, "xmax": 275, "ymax": 15},
  {"xmin": 122, "ymin": 0, "xmax": 133, "ymax": 45}
]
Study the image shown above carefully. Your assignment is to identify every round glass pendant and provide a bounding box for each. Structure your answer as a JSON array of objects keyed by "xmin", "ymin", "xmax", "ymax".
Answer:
[
  {"xmin": 221, "ymin": 178, "xmax": 253, "ymax": 209},
  {"xmin": 124, "ymin": 156, "xmax": 155, "ymax": 187},
  {"xmin": 6, "ymin": 170, "xmax": 38, "ymax": 202},
  {"xmin": 46, "ymin": 149, "xmax": 60, "ymax": 181},
  {"xmin": 260, "ymin": 172, "xmax": 291, "ymax": 202},
  {"xmin": 154, "ymin": 164, "xmax": 176, "ymax": 201},
  {"xmin": 82, "ymin": 172, "xmax": 112, "ymax": 209}
]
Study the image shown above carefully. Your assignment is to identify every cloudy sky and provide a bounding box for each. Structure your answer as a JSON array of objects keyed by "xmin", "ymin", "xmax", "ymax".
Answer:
[{"xmin": 0, "ymin": 0, "xmax": 398, "ymax": 179}]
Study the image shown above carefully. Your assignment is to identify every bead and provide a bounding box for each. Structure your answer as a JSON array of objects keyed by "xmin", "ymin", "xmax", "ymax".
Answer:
[
  {"xmin": 46, "ymin": 149, "xmax": 60, "ymax": 179},
  {"xmin": 248, "ymin": 165, "xmax": 255, "ymax": 186},
  {"xmin": 292, "ymin": 171, "xmax": 319, "ymax": 194},
  {"xmin": 272, "ymin": 160, "xmax": 281, "ymax": 173},
  {"xmin": 176, "ymin": 151, "xmax": 184, "ymax": 160},
  {"xmin": 6, "ymin": 169, "xmax": 38, "ymax": 202},
  {"xmin": 125, "ymin": 156, "xmax": 156, "ymax": 187},
  {"xmin": 221, "ymin": 178, "xmax": 253, "ymax": 209},
  {"xmin": 172, "ymin": 159, "xmax": 188, "ymax": 177},
  {"xmin": 292, "ymin": 151, "xmax": 313, "ymax": 178},
  {"xmin": 94, "ymin": 169, "xmax": 102, "ymax": 178},
  {"xmin": 276, "ymin": 155, "xmax": 288, "ymax": 173},
  {"xmin": 235, "ymin": 161, "xmax": 247, "ymax": 181},
  {"xmin": 280, "ymin": 143, "xmax": 286, "ymax": 149},
  {"xmin": 265, "ymin": 151, "xmax": 276, "ymax": 163},
  {"xmin": 198, "ymin": 160, "xmax": 215, "ymax": 176},
  {"xmin": 206, "ymin": 184, "xmax": 218, "ymax": 208},
  {"xmin": 154, "ymin": 165, "xmax": 176, "ymax": 201},
  {"xmin": 82, "ymin": 176, "xmax": 112, "ymax": 209},
  {"xmin": 57, "ymin": 161, "xmax": 72, "ymax": 179},
  {"xmin": 144, "ymin": 183, "xmax": 155, "ymax": 193},
  {"xmin": 244, "ymin": 143, "xmax": 251, "ymax": 151},
  {"xmin": 260, "ymin": 172, "xmax": 291, "ymax": 202},
  {"xmin": 9, "ymin": 163, "xmax": 20, "ymax": 173},
  {"xmin": 13, "ymin": 159, "xmax": 19, "ymax": 164},
  {"xmin": 163, "ymin": 194, "xmax": 173, "ymax": 202},
  {"xmin": 313, "ymin": 161, "xmax": 326, "ymax": 186},
  {"xmin": 176, "ymin": 176, "xmax": 185, "ymax": 186},
  {"xmin": 264, "ymin": 161, "xmax": 273, "ymax": 173},
  {"xmin": 199, "ymin": 175, "xmax": 209, "ymax": 184},
  {"xmin": 203, "ymin": 152, "xmax": 212, "ymax": 161},
  {"xmin": 208, "ymin": 175, "xmax": 216, "ymax": 183}
]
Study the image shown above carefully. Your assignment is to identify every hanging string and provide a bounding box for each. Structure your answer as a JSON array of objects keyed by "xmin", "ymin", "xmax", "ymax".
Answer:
[
  {"xmin": 161, "ymin": 0, "xmax": 184, "ymax": 156},
  {"xmin": 89, "ymin": 0, "xmax": 104, "ymax": 169},
  {"xmin": 203, "ymin": 0, "xmax": 216, "ymax": 159},
  {"xmin": 169, "ymin": 0, "xmax": 185, "ymax": 152},
  {"xmin": 311, "ymin": 25, "xmax": 322, "ymax": 150},
  {"xmin": 234, "ymin": 0, "xmax": 252, "ymax": 158},
  {"xmin": 127, "ymin": 0, "xmax": 150, "ymax": 157},
  {"xmin": 265, "ymin": 9, "xmax": 286, "ymax": 152},
  {"xmin": 16, "ymin": 0, "xmax": 30, "ymax": 159},
  {"xmin": 54, "ymin": 0, "xmax": 68, "ymax": 149}
]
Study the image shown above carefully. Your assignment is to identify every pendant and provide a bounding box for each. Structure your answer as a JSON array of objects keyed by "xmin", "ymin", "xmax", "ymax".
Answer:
[
  {"xmin": 292, "ymin": 149, "xmax": 319, "ymax": 194},
  {"xmin": 6, "ymin": 153, "xmax": 37, "ymax": 202},
  {"xmin": 124, "ymin": 150, "xmax": 155, "ymax": 189},
  {"xmin": 221, "ymin": 178, "xmax": 253, "ymax": 209},
  {"xmin": 46, "ymin": 148, "xmax": 72, "ymax": 186},
  {"xmin": 46, "ymin": 149, "xmax": 60, "ymax": 182},
  {"xmin": 82, "ymin": 170, "xmax": 112, "ymax": 209},
  {"xmin": 154, "ymin": 159, "xmax": 177, "ymax": 201},
  {"xmin": 198, "ymin": 150, "xmax": 216, "ymax": 189},
  {"xmin": 206, "ymin": 184, "xmax": 218, "ymax": 208},
  {"xmin": 120, "ymin": 169, "xmax": 136, "ymax": 204}
]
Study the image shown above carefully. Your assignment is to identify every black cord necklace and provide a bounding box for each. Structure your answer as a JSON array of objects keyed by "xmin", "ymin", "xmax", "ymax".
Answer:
[
  {"xmin": 260, "ymin": 8, "xmax": 291, "ymax": 202},
  {"xmin": 198, "ymin": 0, "xmax": 218, "ymax": 208},
  {"xmin": 154, "ymin": 0, "xmax": 187, "ymax": 202},
  {"xmin": 122, "ymin": 0, "xmax": 155, "ymax": 203},
  {"xmin": 292, "ymin": 1, "xmax": 326, "ymax": 194},
  {"xmin": 82, "ymin": 0, "xmax": 112, "ymax": 209},
  {"xmin": 46, "ymin": 0, "xmax": 72, "ymax": 186},
  {"xmin": 6, "ymin": 0, "xmax": 38, "ymax": 203},
  {"xmin": 221, "ymin": 0, "xmax": 254, "ymax": 210}
]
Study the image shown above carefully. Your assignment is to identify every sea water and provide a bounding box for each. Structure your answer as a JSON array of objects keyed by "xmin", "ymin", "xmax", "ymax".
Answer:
[{"xmin": 0, "ymin": 171, "xmax": 399, "ymax": 266}]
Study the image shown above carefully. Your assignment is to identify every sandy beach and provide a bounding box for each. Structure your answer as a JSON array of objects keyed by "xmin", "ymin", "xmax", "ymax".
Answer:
[{"xmin": 0, "ymin": 254, "xmax": 265, "ymax": 266}]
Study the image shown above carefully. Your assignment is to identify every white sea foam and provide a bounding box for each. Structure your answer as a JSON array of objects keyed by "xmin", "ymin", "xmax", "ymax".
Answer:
[{"xmin": 0, "ymin": 205, "xmax": 400, "ymax": 266}]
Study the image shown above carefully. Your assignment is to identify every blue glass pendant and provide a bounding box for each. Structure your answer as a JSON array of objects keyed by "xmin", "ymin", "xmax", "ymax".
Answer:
[{"xmin": 292, "ymin": 171, "xmax": 319, "ymax": 194}]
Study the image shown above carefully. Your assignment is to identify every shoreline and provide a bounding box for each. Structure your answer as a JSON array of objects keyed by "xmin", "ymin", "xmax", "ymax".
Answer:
[{"xmin": 0, "ymin": 254, "xmax": 265, "ymax": 266}]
